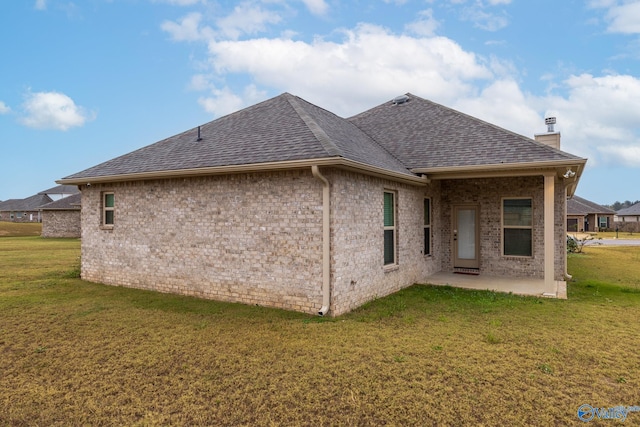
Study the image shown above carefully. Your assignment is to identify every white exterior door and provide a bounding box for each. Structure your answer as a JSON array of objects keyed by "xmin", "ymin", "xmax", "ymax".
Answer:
[{"xmin": 453, "ymin": 205, "xmax": 479, "ymax": 269}]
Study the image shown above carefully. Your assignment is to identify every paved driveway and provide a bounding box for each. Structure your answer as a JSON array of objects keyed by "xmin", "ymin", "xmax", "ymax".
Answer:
[{"xmin": 596, "ymin": 239, "xmax": 640, "ymax": 246}]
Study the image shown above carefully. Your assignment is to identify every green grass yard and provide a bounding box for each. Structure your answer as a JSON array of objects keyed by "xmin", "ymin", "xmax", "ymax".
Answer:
[{"xmin": 1, "ymin": 230, "xmax": 639, "ymax": 425}]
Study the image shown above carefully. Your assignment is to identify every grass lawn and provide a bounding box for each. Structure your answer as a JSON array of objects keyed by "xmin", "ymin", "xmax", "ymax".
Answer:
[
  {"xmin": 1, "ymin": 234, "xmax": 640, "ymax": 425},
  {"xmin": 575, "ymin": 231, "xmax": 640, "ymax": 240}
]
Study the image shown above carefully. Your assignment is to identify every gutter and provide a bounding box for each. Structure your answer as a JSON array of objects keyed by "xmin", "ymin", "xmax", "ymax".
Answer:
[
  {"xmin": 410, "ymin": 158, "xmax": 588, "ymax": 176},
  {"xmin": 311, "ymin": 165, "xmax": 331, "ymax": 316},
  {"xmin": 57, "ymin": 157, "xmax": 429, "ymax": 187}
]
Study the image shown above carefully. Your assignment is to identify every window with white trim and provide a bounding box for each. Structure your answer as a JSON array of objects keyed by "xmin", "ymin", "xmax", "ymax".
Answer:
[
  {"xmin": 598, "ymin": 216, "xmax": 608, "ymax": 229},
  {"xmin": 384, "ymin": 191, "xmax": 396, "ymax": 265},
  {"xmin": 103, "ymin": 192, "xmax": 115, "ymax": 226},
  {"xmin": 424, "ymin": 198, "xmax": 431, "ymax": 256},
  {"xmin": 503, "ymin": 198, "xmax": 532, "ymax": 257}
]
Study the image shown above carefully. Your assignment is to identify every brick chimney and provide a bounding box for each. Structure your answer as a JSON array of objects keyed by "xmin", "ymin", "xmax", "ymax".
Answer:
[{"xmin": 534, "ymin": 117, "xmax": 560, "ymax": 150}]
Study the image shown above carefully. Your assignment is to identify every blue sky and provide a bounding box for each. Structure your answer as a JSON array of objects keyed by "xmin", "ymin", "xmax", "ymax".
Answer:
[{"xmin": 1, "ymin": 0, "xmax": 639, "ymax": 205}]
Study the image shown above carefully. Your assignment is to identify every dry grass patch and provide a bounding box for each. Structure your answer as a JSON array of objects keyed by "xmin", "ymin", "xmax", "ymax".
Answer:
[
  {"xmin": 1, "ymin": 234, "xmax": 640, "ymax": 425},
  {"xmin": 0, "ymin": 221, "xmax": 42, "ymax": 237}
]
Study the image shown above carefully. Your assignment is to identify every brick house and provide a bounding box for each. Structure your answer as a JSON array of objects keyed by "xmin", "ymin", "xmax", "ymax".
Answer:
[
  {"xmin": 58, "ymin": 93, "xmax": 586, "ymax": 316},
  {"xmin": 616, "ymin": 202, "xmax": 640, "ymax": 233},
  {"xmin": 40, "ymin": 192, "xmax": 82, "ymax": 238},
  {"xmin": 566, "ymin": 195, "xmax": 615, "ymax": 232},
  {"xmin": 0, "ymin": 193, "xmax": 53, "ymax": 222}
]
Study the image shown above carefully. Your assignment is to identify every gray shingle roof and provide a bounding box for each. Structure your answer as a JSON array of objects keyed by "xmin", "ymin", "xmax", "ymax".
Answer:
[
  {"xmin": 62, "ymin": 93, "xmax": 412, "ymax": 181},
  {"xmin": 567, "ymin": 196, "xmax": 615, "ymax": 216},
  {"xmin": 0, "ymin": 194, "xmax": 53, "ymax": 211},
  {"xmin": 61, "ymin": 92, "xmax": 586, "ymax": 183},
  {"xmin": 40, "ymin": 193, "xmax": 81, "ymax": 210},
  {"xmin": 38, "ymin": 184, "xmax": 80, "ymax": 196},
  {"xmin": 617, "ymin": 202, "xmax": 640, "ymax": 216},
  {"xmin": 348, "ymin": 93, "xmax": 584, "ymax": 170}
]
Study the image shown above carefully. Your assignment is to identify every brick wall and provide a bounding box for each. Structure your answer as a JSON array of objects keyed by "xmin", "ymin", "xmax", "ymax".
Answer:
[
  {"xmin": 328, "ymin": 170, "xmax": 441, "ymax": 315},
  {"xmin": 41, "ymin": 210, "xmax": 81, "ymax": 238},
  {"xmin": 81, "ymin": 170, "xmax": 325, "ymax": 314},
  {"xmin": 80, "ymin": 168, "xmax": 441, "ymax": 316}
]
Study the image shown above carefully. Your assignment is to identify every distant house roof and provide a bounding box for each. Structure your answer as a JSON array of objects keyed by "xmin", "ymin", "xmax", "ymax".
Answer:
[
  {"xmin": 567, "ymin": 196, "xmax": 615, "ymax": 216},
  {"xmin": 617, "ymin": 202, "xmax": 640, "ymax": 216},
  {"xmin": 0, "ymin": 194, "xmax": 53, "ymax": 211},
  {"xmin": 58, "ymin": 93, "xmax": 587, "ymax": 187},
  {"xmin": 40, "ymin": 193, "xmax": 81, "ymax": 210},
  {"xmin": 38, "ymin": 184, "xmax": 80, "ymax": 196}
]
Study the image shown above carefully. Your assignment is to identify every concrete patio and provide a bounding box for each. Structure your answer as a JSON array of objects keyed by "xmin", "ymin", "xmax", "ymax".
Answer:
[{"xmin": 424, "ymin": 271, "xmax": 566, "ymax": 299}]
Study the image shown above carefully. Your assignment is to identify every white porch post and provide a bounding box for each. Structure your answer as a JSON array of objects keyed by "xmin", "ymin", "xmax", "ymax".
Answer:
[{"xmin": 544, "ymin": 173, "xmax": 556, "ymax": 296}]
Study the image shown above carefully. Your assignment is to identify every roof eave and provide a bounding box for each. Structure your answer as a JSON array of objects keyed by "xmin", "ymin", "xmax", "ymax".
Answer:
[
  {"xmin": 412, "ymin": 158, "xmax": 587, "ymax": 196},
  {"xmin": 57, "ymin": 157, "xmax": 429, "ymax": 187},
  {"xmin": 411, "ymin": 158, "xmax": 586, "ymax": 176}
]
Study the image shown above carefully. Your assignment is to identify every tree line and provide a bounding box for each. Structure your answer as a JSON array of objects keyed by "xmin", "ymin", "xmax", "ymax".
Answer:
[{"xmin": 606, "ymin": 200, "xmax": 640, "ymax": 211}]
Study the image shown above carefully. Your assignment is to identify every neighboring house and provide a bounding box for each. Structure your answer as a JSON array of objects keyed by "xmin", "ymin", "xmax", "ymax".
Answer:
[
  {"xmin": 0, "ymin": 193, "xmax": 53, "ymax": 222},
  {"xmin": 616, "ymin": 202, "xmax": 640, "ymax": 233},
  {"xmin": 40, "ymin": 193, "xmax": 82, "ymax": 238},
  {"xmin": 39, "ymin": 184, "xmax": 80, "ymax": 201},
  {"xmin": 58, "ymin": 93, "xmax": 587, "ymax": 316},
  {"xmin": 566, "ymin": 195, "xmax": 615, "ymax": 232}
]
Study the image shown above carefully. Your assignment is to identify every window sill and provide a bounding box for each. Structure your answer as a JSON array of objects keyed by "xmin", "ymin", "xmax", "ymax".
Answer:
[
  {"xmin": 384, "ymin": 264, "xmax": 399, "ymax": 273},
  {"xmin": 99, "ymin": 225, "xmax": 114, "ymax": 231}
]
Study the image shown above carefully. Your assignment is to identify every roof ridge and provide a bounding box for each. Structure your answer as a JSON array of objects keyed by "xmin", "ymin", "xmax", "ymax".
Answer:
[{"xmin": 285, "ymin": 94, "xmax": 341, "ymax": 157}]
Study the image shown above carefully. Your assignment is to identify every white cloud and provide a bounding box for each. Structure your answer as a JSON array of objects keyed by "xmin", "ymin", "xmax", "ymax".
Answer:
[
  {"xmin": 189, "ymin": 74, "xmax": 214, "ymax": 91},
  {"xmin": 0, "ymin": 101, "xmax": 10, "ymax": 114},
  {"xmin": 152, "ymin": 0, "xmax": 204, "ymax": 6},
  {"xmin": 405, "ymin": 9, "xmax": 440, "ymax": 37},
  {"xmin": 198, "ymin": 84, "xmax": 267, "ymax": 117},
  {"xmin": 534, "ymin": 74, "xmax": 640, "ymax": 165},
  {"xmin": 34, "ymin": 0, "xmax": 46, "ymax": 10},
  {"xmin": 600, "ymin": 145, "xmax": 640, "ymax": 166},
  {"xmin": 461, "ymin": 6, "xmax": 509, "ymax": 31},
  {"xmin": 161, "ymin": 12, "xmax": 213, "ymax": 41},
  {"xmin": 162, "ymin": 5, "xmax": 281, "ymax": 42},
  {"xmin": 300, "ymin": 0, "xmax": 329, "ymax": 15},
  {"xmin": 216, "ymin": 3, "xmax": 282, "ymax": 40},
  {"xmin": 605, "ymin": 1, "xmax": 640, "ymax": 34},
  {"xmin": 205, "ymin": 23, "xmax": 493, "ymax": 116},
  {"xmin": 454, "ymin": 79, "xmax": 541, "ymax": 137},
  {"xmin": 20, "ymin": 91, "xmax": 93, "ymax": 131}
]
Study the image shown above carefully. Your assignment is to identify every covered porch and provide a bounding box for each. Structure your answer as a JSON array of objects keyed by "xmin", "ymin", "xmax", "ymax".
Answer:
[{"xmin": 425, "ymin": 271, "xmax": 567, "ymax": 299}]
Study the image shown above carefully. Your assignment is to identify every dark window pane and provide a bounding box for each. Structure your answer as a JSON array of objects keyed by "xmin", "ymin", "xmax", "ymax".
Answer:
[
  {"xmin": 384, "ymin": 230, "xmax": 395, "ymax": 265},
  {"xmin": 424, "ymin": 227, "xmax": 431, "ymax": 255},
  {"xmin": 384, "ymin": 192, "xmax": 394, "ymax": 226},
  {"xmin": 503, "ymin": 199, "xmax": 532, "ymax": 227},
  {"xmin": 105, "ymin": 193, "xmax": 115, "ymax": 208},
  {"xmin": 424, "ymin": 199, "xmax": 430, "ymax": 225},
  {"xmin": 105, "ymin": 210, "xmax": 114, "ymax": 225},
  {"xmin": 504, "ymin": 228, "xmax": 532, "ymax": 256}
]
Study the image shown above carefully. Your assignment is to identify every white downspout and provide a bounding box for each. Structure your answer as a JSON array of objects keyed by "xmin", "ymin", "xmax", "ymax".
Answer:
[{"xmin": 312, "ymin": 165, "xmax": 331, "ymax": 316}]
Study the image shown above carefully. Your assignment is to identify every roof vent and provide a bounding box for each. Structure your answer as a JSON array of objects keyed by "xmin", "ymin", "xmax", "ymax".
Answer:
[
  {"xmin": 392, "ymin": 95, "xmax": 410, "ymax": 105},
  {"xmin": 196, "ymin": 125, "xmax": 203, "ymax": 141},
  {"xmin": 545, "ymin": 117, "xmax": 556, "ymax": 133}
]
